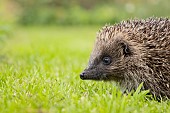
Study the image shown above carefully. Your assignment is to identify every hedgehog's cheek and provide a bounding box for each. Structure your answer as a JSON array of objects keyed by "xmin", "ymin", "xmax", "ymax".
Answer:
[
  {"xmin": 104, "ymin": 73, "xmax": 124, "ymax": 82},
  {"xmin": 101, "ymin": 68, "xmax": 125, "ymax": 81}
]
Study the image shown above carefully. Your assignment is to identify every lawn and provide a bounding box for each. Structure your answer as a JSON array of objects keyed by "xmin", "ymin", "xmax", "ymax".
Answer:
[{"xmin": 0, "ymin": 26, "xmax": 169, "ymax": 113}]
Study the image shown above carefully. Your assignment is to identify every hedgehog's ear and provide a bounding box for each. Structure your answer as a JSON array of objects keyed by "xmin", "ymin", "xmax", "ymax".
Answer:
[
  {"xmin": 121, "ymin": 42, "xmax": 131, "ymax": 56},
  {"xmin": 114, "ymin": 35, "xmax": 132, "ymax": 56}
]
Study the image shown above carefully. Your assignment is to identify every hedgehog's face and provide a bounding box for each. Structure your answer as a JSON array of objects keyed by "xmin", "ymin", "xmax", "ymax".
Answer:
[{"xmin": 80, "ymin": 34, "xmax": 135, "ymax": 81}]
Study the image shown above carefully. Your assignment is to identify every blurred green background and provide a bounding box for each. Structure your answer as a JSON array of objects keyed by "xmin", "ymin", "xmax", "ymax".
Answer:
[
  {"xmin": 0, "ymin": 0, "xmax": 170, "ymax": 26},
  {"xmin": 0, "ymin": 0, "xmax": 169, "ymax": 41}
]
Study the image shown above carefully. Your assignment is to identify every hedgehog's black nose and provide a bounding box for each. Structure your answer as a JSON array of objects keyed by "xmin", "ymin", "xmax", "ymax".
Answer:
[{"xmin": 80, "ymin": 72, "xmax": 85, "ymax": 80}]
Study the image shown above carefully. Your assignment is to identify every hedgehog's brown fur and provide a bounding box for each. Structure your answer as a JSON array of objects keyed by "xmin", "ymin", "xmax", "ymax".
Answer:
[{"xmin": 80, "ymin": 17, "xmax": 170, "ymax": 99}]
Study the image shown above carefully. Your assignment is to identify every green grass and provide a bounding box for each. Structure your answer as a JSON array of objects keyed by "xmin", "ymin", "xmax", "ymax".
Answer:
[{"xmin": 0, "ymin": 26, "xmax": 169, "ymax": 113}]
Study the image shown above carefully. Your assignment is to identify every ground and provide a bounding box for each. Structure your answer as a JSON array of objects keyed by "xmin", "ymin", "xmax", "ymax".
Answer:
[{"xmin": 0, "ymin": 26, "xmax": 169, "ymax": 113}]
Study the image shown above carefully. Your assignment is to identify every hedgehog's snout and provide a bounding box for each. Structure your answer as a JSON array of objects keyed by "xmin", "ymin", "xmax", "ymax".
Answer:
[
  {"xmin": 80, "ymin": 69, "xmax": 91, "ymax": 80},
  {"xmin": 80, "ymin": 63, "xmax": 95, "ymax": 80},
  {"xmin": 80, "ymin": 71, "xmax": 86, "ymax": 80},
  {"xmin": 80, "ymin": 67, "xmax": 100, "ymax": 80}
]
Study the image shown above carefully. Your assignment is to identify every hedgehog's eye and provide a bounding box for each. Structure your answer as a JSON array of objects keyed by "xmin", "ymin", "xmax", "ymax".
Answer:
[{"xmin": 102, "ymin": 56, "xmax": 111, "ymax": 65}]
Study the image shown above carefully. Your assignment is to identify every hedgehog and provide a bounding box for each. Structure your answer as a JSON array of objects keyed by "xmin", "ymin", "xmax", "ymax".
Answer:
[{"xmin": 80, "ymin": 17, "xmax": 170, "ymax": 99}]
